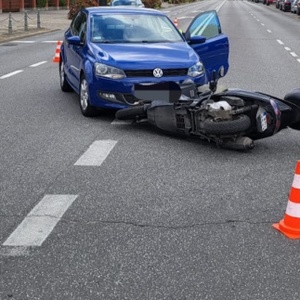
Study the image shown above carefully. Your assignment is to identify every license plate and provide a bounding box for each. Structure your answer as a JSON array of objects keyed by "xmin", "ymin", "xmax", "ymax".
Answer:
[{"xmin": 260, "ymin": 112, "xmax": 268, "ymax": 132}]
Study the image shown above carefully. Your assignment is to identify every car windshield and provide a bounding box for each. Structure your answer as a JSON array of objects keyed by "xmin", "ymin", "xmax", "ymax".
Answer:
[{"xmin": 90, "ymin": 13, "xmax": 184, "ymax": 43}]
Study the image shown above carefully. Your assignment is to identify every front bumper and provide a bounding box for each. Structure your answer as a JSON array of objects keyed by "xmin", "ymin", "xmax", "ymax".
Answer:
[{"xmin": 88, "ymin": 74, "xmax": 208, "ymax": 109}]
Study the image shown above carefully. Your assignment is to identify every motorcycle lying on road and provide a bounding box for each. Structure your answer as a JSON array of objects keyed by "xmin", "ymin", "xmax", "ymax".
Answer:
[{"xmin": 115, "ymin": 79, "xmax": 300, "ymax": 151}]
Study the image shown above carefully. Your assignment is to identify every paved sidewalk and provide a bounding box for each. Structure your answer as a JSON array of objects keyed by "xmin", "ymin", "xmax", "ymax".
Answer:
[
  {"xmin": 0, "ymin": 3, "xmax": 175, "ymax": 44},
  {"xmin": 0, "ymin": 9, "xmax": 71, "ymax": 43}
]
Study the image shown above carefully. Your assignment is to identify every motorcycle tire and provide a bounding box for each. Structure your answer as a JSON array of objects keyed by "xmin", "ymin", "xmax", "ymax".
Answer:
[
  {"xmin": 116, "ymin": 106, "xmax": 147, "ymax": 120},
  {"xmin": 203, "ymin": 114, "xmax": 251, "ymax": 135}
]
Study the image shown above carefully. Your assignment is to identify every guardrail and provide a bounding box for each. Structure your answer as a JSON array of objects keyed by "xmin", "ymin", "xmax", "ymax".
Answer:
[{"xmin": 0, "ymin": 10, "xmax": 41, "ymax": 35}]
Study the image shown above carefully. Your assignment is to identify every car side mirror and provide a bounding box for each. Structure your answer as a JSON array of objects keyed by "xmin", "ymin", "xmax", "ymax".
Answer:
[
  {"xmin": 188, "ymin": 35, "xmax": 206, "ymax": 45},
  {"xmin": 67, "ymin": 36, "xmax": 82, "ymax": 46}
]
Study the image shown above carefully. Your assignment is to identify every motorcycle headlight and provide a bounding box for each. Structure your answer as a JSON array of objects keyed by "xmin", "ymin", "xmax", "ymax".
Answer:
[
  {"xmin": 188, "ymin": 62, "xmax": 204, "ymax": 77},
  {"xmin": 94, "ymin": 63, "xmax": 126, "ymax": 79}
]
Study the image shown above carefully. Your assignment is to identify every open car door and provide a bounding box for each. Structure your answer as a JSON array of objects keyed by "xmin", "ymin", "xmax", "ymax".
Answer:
[{"xmin": 184, "ymin": 10, "xmax": 229, "ymax": 82}]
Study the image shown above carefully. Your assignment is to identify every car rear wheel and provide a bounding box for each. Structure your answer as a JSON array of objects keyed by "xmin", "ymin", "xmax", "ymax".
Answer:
[
  {"xmin": 79, "ymin": 74, "xmax": 98, "ymax": 117},
  {"xmin": 59, "ymin": 60, "xmax": 73, "ymax": 92}
]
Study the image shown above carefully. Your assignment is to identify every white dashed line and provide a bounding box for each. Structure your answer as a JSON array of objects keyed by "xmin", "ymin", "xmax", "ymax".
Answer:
[
  {"xmin": 30, "ymin": 61, "xmax": 47, "ymax": 67},
  {"xmin": 297, "ymin": 59, "xmax": 300, "ymax": 63},
  {"xmin": 111, "ymin": 119, "xmax": 133, "ymax": 125},
  {"xmin": 290, "ymin": 52, "xmax": 298, "ymax": 57},
  {"xmin": 42, "ymin": 40, "xmax": 62, "ymax": 43},
  {"xmin": 267, "ymin": 29, "xmax": 272, "ymax": 33},
  {"xmin": 284, "ymin": 47, "xmax": 291, "ymax": 51},
  {"xmin": 74, "ymin": 140, "xmax": 117, "ymax": 166},
  {"xmin": 0, "ymin": 70, "xmax": 23, "ymax": 79},
  {"xmin": 3, "ymin": 194, "xmax": 78, "ymax": 247},
  {"xmin": 12, "ymin": 41, "xmax": 35, "ymax": 43},
  {"xmin": 277, "ymin": 39, "xmax": 284, "ymax": 45}
]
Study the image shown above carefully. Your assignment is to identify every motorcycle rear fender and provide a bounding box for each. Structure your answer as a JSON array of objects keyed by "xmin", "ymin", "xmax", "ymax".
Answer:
[{"xmin": 213, "ymin": 89, "xmax": 294, "ymax": 132}]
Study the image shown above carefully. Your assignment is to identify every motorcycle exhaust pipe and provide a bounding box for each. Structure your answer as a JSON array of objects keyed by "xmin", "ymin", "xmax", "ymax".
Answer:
[{"xmin": 221, "ymin": 137, "xmax": 254, "ymax": 151}]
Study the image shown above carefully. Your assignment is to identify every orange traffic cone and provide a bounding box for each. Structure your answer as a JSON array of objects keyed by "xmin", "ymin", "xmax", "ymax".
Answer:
[
  {"xmin": 52, "ymin": 41, "xmax": 62, "ymax": 63},
  {"xmin": 273, "ymin": 160, "xmax": 300, "ymax": 239},
  {"xmin": 173, "ymin": 17, "xmax": 178, "ymax": 27}
]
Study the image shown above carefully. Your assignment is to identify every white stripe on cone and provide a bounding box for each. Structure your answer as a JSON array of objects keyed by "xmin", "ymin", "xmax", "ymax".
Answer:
[{"xmin": 286, "ymin": 200, "xmax": 300, "ymax": 218}]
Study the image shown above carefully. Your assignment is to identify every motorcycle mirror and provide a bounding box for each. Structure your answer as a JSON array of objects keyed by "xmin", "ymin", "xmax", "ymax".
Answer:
[{"xmin": 133, "ymin": 82, "xmax": 182, "ymax": 102}]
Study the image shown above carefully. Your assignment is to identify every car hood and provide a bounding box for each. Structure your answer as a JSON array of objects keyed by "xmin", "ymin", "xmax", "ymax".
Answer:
[{"xmin": 89, "ymin": 42, "xmax": 199, "ymax": 69}]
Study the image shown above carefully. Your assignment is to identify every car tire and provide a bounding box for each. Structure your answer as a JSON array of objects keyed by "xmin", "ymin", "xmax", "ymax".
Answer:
[
  {"xmin": 115, "ymin": 106, "xmax": 147, "ymax": 120},
  {"xmin": 79, "ymin": 74, "xmax": 98, "ymax": 117},
  {"xmin": 203, "ymin": 115, "xmax": 251, "ymax": 135},
  {"xmin": 59, "ymin": 60, "xmax": 73, "ymax": 92}
]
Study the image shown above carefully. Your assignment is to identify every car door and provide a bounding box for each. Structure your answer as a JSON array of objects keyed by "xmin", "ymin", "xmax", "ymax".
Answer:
[
  {"xmin": 63, "ymin": 11, "xmax": 87, "ymax": 91},
  {"xmin": 184, "ymin": 10, "xmax": 229, "ymax": 82}
]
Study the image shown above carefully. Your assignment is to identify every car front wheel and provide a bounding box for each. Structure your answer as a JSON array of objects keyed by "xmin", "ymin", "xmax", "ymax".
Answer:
[
  {"xmin": 79, "ymin": 74, "xmax": 98, "ymax": 117},
  {"xmin": 59, "ymin": 60, "xmax": 73, "ymax": 92}
]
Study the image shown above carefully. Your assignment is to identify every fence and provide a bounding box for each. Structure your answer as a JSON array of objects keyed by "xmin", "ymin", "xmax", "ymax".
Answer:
[{"xmin": 0, "ymin": 10, "xmax": 41, "ymax": 35}]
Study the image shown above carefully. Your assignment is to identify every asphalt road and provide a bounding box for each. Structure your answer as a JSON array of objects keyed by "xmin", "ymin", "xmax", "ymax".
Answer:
[{"xmin": 1, "ymin": 1, "xmax": 300, "ymax": 299}]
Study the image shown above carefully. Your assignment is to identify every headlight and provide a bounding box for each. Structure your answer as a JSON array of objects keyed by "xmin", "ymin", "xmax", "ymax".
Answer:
[
  {"xmin": 94, "ymin": 63, "xmax": 126, "ymax": 79},
  {"xmin": 188, "ymin": 62, "xmax": 204, "ymax": 77}
]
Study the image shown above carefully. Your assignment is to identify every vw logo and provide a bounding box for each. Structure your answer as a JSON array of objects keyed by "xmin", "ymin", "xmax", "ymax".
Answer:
[{"xmin": 153, "ymin": 68, "xmax": 163, "ymax": 78}]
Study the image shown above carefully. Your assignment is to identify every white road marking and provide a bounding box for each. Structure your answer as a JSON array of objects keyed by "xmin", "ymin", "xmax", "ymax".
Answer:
[
  {"xmin": 285, "ymin": 47, "xmax": 291, "ymax": 51},
  {"xmin": 297, "ymin": 59, "xmax": 300, "ymax": 63},
  {"xmin": 3, "ymin": 194, "xmax": 78, "ymax": 247},
  {"xmin": 261, "ymin": 23, "xmax": 265, "ymax": 26},
  {"xmin": 0, "ymin": 70, "xmax": 23, "ymax": 79},
  {"xmin": 277, "ymin": 39, "xmax": 284, "ymax": 45},
  {"xmin": 111, "ymin": 119, "xmax": 133, "ymax": 125},
  {"xmin": 74, "ymin": 140, "xmax": 117, "ymax": 166},
  {"xmin": 12, "ymin": 41, "xmax": 35, "ymax": 43},
  {"xmin": 30, "ymin": 61, "xmax": 47, "ymax": 67},
  {"xmin": 42, "ymin": 40, "xmax": 63, "ymax": 43},
  {"xmin": 267, "ymin": 29, "xmax": 272, "ymax": 33},
  {"xmin": 290, "ymin": 52, "xmax": 298, "ymax": 57}
]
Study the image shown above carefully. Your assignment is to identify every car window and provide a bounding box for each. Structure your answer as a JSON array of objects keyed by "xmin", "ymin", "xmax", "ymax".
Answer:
[
  {"xmin": 90, "ymin": 13, "xmax": 184, "ymax": 43},
  {"xmin": 71, "ymin": 11, "xmax": 83, "ymax": 36},
  {"xmin": 187, "ymin": 11, "xmax": 221, "ymax": 40},
  {"xmin": 78, "ymin": 13, "xmax": 87, "ymax": 42}
]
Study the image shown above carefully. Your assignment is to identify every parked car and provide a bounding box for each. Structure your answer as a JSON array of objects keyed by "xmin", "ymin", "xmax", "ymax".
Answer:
[
  {"xmin": 279, "ymin": 0, "xmax": 292, "ymax": 11},
  {"xmin": 263, "ymin": 0, "xmax": 275, "ymax": 5},
  {"xmin": 297, "ymin": 0, "xmax": 300, "ymax": 13},
  {"xmin": 110, "ymin": 0, "xmax": 144, "ymax": 7},
  {"xmin": 59, "ymin": 7, "xmax": 229, "ymax": 117},
  {"xmin": 291, "ymin": 0, "xmax": 300, "ymax": 12}
]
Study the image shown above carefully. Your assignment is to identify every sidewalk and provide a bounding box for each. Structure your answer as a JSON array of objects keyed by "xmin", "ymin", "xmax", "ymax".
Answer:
[
  {"xmin": 0, "ymin": 3, "xmax": 175, "ymax": 44},
  {"xmin": 0, "ymin": 9, "xmax": 71, "ymax": 43}
]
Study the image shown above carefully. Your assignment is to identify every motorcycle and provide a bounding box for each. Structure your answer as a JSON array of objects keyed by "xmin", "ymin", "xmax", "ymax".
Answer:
[{"xmin": 115, "ymin": 77, "xmax": 300, "ymax": 151}]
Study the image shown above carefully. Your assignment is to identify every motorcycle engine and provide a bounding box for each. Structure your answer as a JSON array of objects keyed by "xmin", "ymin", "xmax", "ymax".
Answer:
[{"xmin": 206, "ymin": 101, "xmax": 233, "ymax": 120}]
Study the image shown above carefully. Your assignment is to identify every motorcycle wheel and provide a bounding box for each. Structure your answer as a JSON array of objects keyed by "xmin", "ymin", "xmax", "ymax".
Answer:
[
  {"xmin": 116, "ymin": 106, "xmax": 147, "ymax": 120},
  {"xmin": 203, "ymin": 114, "xmax": 251, "ymax": 135}
]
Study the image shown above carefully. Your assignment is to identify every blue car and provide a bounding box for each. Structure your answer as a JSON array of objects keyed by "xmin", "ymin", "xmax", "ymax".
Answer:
[{"xmin": 60, "ymin": 7, "xmax": 229, "ymax": 117}]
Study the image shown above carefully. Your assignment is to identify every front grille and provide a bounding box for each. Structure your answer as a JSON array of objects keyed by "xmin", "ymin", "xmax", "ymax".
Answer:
[{"xmin": 125, "ymin": 68, "xmax": 188, "ymax": 77}]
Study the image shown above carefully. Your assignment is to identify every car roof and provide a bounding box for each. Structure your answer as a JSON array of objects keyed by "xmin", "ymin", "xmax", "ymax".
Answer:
[{"xmin": 84, "ymin": 6, "xmax": 164, "ymax": 16}]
